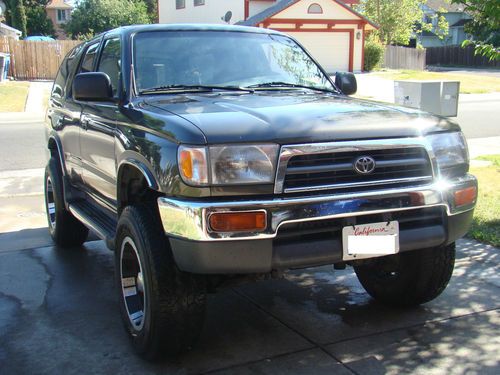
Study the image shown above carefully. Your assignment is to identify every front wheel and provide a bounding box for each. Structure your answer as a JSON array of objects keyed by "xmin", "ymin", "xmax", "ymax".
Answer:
[
  {"xmin": 115, "ymin": 205, "xmax": 206, "ymax": 360},
  {"xmin": 354, "ymin": 244, "xmax": 455, "ymax": 307}
]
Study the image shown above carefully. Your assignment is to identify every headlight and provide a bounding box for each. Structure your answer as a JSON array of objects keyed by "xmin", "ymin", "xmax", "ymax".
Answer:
[
  {"xmin": 178, "ymin": 144, "xmax": 279, "ymax": 186},
  {"xmin": 210, "ymin": 144, "xmax": 279, "ymax": 185},
  {"xmin": 426, "ymin": 132, "xmax": 469, "ymax": 177}
]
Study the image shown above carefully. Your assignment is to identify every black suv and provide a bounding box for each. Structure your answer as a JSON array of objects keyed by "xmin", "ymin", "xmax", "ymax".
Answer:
[{"xmin": 45, "ymin": 24, "xmax": 477, "ymax": 359}]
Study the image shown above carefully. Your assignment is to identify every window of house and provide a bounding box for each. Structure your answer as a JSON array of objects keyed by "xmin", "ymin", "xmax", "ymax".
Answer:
[
  {"xmin": 176, "ymin": 0, "xmax": 185, "ymax": 9},
  {"xmin": 97, "ymin": 38, "xmax": 121, "ymax": 98},
  {"xmin": 79, "ymin": 43, "xmax": 100, "ymax": 73},
  {"xmin": 194, "ymin": 0, "xmax": 205, "ymax": 6},
  {"xmin": 57, "ymin": 9, "xmax": 67, "ymax": 23},
  {"xmin": 307, "ymin": 3, "xmax": 323, "ymax": 14}
]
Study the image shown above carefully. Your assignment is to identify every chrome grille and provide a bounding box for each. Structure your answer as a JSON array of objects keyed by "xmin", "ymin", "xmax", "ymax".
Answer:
[{"xmin": 279, "ymin": 145, "xmax": 433, "ymax": 194}]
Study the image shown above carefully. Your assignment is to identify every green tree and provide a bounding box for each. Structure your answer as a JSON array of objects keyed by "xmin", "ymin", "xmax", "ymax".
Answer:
[
  {"xmin": 355, "ymin": 0, "xmax": 448, "ymax": 46},
  {"xmin": 452, "ymin": 0, "xmax": 500, "ymax": 61},
  {"xmin": 143, "ymin": 0, "xmax": 158, "ymax": 22},
  {"xmin": 64, "ymin": 0, "xmax": 151, "ymax": 39},
  {"xmin": 24, "ymin": 0, "xmax": 55, "ymax": 36},
  {"xmin": 6, "ymin": 0, "xmax": 28, "ymax": 37}
]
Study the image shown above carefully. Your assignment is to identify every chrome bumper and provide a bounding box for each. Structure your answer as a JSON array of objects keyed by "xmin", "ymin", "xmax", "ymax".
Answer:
[{"xmin": 157, "ymin": 174, "xmax": 477, "ymax": 242}]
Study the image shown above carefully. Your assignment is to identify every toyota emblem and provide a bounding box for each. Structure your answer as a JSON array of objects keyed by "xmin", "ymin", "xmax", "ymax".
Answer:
[{"xmin": 353, "ymin": 156, "xmax": 376, "ymax": 175}]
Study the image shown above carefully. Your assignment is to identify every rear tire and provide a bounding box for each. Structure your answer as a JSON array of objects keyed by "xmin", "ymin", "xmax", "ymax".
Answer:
[
  {"xmin": 115, "ymin": 204, "xmax": 206, "ymax": 360},
  {"xmin": 44, "ymin": 157, "xmax": 89, "ymax": 248},
  {"xmin": 354, "ymin": 244, "xmax": 455, "ymax": 307}
]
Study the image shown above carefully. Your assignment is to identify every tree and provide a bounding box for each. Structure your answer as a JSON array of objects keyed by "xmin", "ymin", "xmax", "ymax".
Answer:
[
  {"xmin": 143, "ymin": 0, "xmax": 158, "ymax": 22},
  {"xmin": 355, "ymin": 0, "xmax": 448, "ymax": 46},
  {"xmin": 24, "ymin": 0, "xmax": 54, "ymax": 36},
  {"xmin": 64, "ymin": 0, "xmax": 151, "ymax": 39},
  {"xmin": 452, "ymin": 0, "xmax": 500, "ymax": 61},
  {"xmin": 6, "ymin": 0, "xmax": 27, "ymax": 37}
]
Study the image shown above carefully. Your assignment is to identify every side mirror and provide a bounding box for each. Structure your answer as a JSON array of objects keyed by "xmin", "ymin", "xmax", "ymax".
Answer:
[
  {"xmin": 335, "ymin": 72, "xmax": 357, "ymax": 96},
  {"xmin": 73, "ymin": 72, "xmax": 113, "ymax": 102}
]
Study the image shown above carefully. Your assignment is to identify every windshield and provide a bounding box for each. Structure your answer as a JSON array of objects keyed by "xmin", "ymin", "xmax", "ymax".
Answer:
[{"xmin": 133, "ymin": 30, "xmax": 335, "ymax": 93}]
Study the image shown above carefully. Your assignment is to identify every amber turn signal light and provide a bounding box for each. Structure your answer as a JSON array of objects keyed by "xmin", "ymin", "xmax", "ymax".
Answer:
[
  {"xmin": 209, "ymin": 211, "xmax": 267, "ymax": 232},
  {"xmin": 454, "ymin": 186, "xmax": 477, "ymax": 207}
]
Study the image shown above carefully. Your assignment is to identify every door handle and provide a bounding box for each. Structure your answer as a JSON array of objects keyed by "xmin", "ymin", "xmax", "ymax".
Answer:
[{"xmin": 81, "ymin": 118, "xmax": 89, "ymax": 130}]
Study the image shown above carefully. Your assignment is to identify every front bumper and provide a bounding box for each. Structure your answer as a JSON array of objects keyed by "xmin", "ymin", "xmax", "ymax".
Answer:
[{"xmin": 158, "ymin": 174, "xmax": 477, "ymax": 273}]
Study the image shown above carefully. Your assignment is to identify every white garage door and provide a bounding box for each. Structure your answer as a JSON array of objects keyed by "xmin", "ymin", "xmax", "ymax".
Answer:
[{"xmin": 288, "ymin": 32, "xmax": 350, "ymax": 73}]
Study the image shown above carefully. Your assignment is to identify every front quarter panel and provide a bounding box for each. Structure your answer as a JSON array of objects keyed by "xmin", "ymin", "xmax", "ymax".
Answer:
[{"xmin": 115, "ymin": 105, "xmax": 210, "ymax": 197}]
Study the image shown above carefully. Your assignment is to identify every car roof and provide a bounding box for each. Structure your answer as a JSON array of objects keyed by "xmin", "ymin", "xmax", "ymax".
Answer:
[{"xmin": 101, "ymin": 23, "xmax": 284, "ymax": 38}]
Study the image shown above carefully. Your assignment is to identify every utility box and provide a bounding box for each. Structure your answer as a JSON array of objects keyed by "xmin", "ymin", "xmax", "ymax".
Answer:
[{"xmin": 394, "ymin": 80, "xmax": 460, "ymax": 117}]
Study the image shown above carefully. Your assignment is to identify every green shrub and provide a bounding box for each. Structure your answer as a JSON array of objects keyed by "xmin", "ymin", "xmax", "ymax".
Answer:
[{"xmin": 364, "ymin": 35, "xmax": 385, "ymax": 71}]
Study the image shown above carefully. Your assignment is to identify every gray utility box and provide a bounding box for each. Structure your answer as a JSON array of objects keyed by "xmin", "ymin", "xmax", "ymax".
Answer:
[{"xmin": 394, "ymin": 80, "xmax": 460, "ymax": 117}]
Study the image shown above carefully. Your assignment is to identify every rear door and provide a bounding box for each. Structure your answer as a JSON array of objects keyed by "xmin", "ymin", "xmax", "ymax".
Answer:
[
  {"xmin": 79, "ymin": 37, "xmax": 121, "ymax": 208},
  {"xmin": 48, "ymin": 43, "xmax": 91, "ymax": 187}
]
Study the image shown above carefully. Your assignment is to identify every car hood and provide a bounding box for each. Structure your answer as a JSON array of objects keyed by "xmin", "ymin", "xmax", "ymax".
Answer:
[{"xmin": 142, "ymin": 91, "xmax": 459, "ymax": 145}]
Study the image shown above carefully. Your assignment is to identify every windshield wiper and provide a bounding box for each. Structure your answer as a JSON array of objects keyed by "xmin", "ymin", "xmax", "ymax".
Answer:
[
  {"xmin": 139, "ymin": 85, "xmax": 254, "ymax": 94},
  {"xmin": 247, "ymin": 82, "xmax": 338, "ymax": 93}
]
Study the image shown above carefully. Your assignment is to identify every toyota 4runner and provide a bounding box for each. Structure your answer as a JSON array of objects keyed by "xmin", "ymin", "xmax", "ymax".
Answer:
[{"xmin": 45, "ymin": 24, "xmax": 477, "ymax": 360}]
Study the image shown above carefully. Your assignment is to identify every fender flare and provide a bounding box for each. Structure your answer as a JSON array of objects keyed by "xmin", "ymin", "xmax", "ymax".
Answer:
[
  {"xmin": 47, "ymin": 134, "xmax": 67, "ymax": 176},
  {"xmin": 116, "ymin": 154, "xmax": 160, "ymax": 192}
]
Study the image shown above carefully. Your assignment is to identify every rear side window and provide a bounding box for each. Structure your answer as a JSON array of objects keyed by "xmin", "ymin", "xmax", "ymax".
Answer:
[
  {"xmin": 97, "ymin": 38, "xmax": 121, "ymax": 98},
  {"xmin": 52, "ymin": 44, "xmax": 84, "ymax": 99},
  {"xmin": 79, "ymin": 43, "xmax": 100, "ymax": 73}
]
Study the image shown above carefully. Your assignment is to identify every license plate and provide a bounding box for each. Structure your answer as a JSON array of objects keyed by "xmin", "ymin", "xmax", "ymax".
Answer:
[{"xmin": 342, "ymin": 221, "xmax": 400, "ymax": 261}]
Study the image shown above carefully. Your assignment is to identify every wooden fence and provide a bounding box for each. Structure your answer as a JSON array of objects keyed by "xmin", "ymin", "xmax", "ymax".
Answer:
[
  {"xmin": 0, "ymin": 37, "xmax": 81, "ymax": 80},
  {"xmin": 382, "ymin": 45, "xmax": 427, "ymax": 70},
  {"xmin": 426, "ymin": 45, "xmax": 500, "ymax": 68}
]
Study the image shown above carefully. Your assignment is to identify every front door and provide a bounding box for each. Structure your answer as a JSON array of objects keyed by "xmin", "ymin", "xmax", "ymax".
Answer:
[{"xmin": 80, "ymin": 37, "xmax": 122, "ymax": 207}]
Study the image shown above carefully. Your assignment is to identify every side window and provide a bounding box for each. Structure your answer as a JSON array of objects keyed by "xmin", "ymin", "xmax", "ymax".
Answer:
[
  {"xmin": 53, "ymin": 44, "xmax": 84, "ymax": 99},
  {"xmin": 79, "ymin": 43, "xmax": 100, "ymax": 73},
  {"xmin": 97, "ymin": 38, "xmax": 121, "ymax": 98}
]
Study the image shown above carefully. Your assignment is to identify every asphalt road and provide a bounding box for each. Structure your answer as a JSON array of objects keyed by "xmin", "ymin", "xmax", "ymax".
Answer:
[
  {"xmin": 456, "ymin": 94, "xmax": 500, "ymax": 139},
  {"xmin": 0, "ymin": 122, "xmax": 46, "ymax": 171}
]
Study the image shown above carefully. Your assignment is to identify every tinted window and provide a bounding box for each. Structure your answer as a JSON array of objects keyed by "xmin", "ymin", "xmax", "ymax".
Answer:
[
  {"xmin": 52, "ymin": 44, "xmax": 84, "ymax": 99},
  {"xmin": 79, "ymin": 43, "xmax": 99, "ymax": 73},
  {"xmin": 97, "ymin": 38, "xmax": 121, "ymax": 97}
]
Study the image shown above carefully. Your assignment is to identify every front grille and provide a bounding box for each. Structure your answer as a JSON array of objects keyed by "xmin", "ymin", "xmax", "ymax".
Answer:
[{"xmin": 283, "ymin": 147, "xmax": 433, "ymax": 193}]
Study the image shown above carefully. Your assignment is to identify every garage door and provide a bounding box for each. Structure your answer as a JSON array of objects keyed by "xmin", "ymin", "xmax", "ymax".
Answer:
[{"xmin": 288, "ymin": 32, "xmax": 350, "ymax": 73}]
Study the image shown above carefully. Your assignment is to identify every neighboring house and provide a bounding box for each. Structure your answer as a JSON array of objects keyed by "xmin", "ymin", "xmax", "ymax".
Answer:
[
  {"xmin": 0, "ymin": 22, "xmax": 21, "ymax": 40},
  {"xmin": 158, "ymin": 0, "xmax": 378, "ymax": 73},
  {"xmin": 415, "ymin": 0, "xmax": 471, "ymax": 47},
  {"xmin": 46, "ymin": 0, "xmax": 73, "ymax": 40}
]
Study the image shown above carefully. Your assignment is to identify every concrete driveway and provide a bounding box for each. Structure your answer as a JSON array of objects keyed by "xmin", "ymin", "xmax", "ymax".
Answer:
[{"xmin": 0, "ymin": 233, "xmax": 499, "ymax": 374}]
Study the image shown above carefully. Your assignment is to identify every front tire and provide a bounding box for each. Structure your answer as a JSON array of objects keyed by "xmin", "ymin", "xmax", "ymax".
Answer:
[
  {"xmin": 44, "ymin": 158, "xmax": 89, "ymax": 248},
  {"xmin": 354, "ymin": 244, "xmax": 455, "ymax": 307},
  {"xmin": 115, "ymin": 205, "xmax": 206, "ymax": 360}
]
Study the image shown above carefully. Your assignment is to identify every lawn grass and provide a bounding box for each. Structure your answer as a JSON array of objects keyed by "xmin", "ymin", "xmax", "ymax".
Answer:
[
  {"xmin": 374, "ymin": 70, "xmax": 500, "ymax": 94},
  {"xmin": 0, "ymin": 81, "xmax": 30, "ymax": 112},
  {"xmin": 469, "ymin": 155, "xmax": 500, "ymax": 247}
]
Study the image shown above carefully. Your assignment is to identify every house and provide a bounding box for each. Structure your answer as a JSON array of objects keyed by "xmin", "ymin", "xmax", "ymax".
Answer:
[
  {"xmin": 415, "ymin": 0, "xmax": 472, "ymax": 47},
  {"xmin": 157, "ymin": 0, "xmax": 378, "ymax": 73},
  {"xmin": 46, "ymin": 0, "xmax": 73, "ymax": 40},
  {"xmin": 0, "ymin": 22, "xmax": 21, "ymax": 40}
]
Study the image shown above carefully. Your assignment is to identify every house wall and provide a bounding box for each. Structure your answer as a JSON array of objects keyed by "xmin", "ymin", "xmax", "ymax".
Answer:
[
  {"xmin": 274, "ymin": 0, "xmax": 359, "ymax": 20},
  {"xmin": 248, "ymin": 0, "xmax": 276, "ymax": 17},
  {"xmin": 158, "ymin": 0, "xmax": 246, "ymax": 24},
  {"xmin": 46, "ymin": 8, "xmax": 70, "ymax": 39},
  {"xmin": 261, "ymin": 0, "xmax": 366, "ymax": 72}
]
